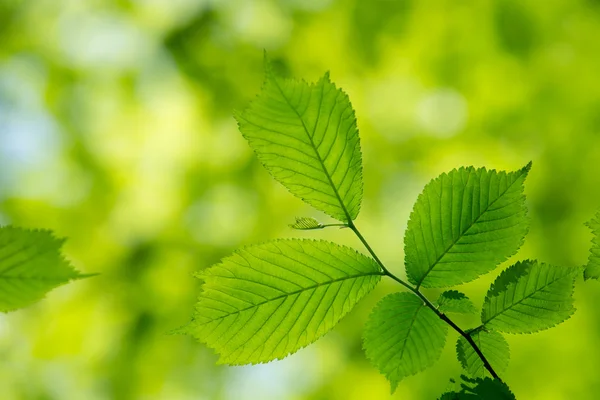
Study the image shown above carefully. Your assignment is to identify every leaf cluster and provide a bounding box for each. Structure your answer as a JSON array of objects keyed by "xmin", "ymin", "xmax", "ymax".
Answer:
[{"xmin": 182, "ymin": 60, "xmax": 598, "ymax": 399}]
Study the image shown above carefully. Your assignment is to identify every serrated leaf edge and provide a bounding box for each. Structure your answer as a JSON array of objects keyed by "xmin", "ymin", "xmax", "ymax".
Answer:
[
  {"xmin": 234, "ymin": 57, "xmax": 364, "ymax": 223},
  {"xmin": 481, "ymin": 259, "xmax": 580, "ymax": 334}
]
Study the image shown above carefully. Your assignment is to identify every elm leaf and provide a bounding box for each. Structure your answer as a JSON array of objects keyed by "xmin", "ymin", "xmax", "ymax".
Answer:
[
  {"xmin": 481, "ymin": 260, "xmax": 579, "ymax": 333},
  {"xmin": 181, "ymin": 239, "xmax": 382, "ymax": 364},
  {"xmin": 363, "ymin": 292, "xmax": 448, "ymax": 393},
  {"xmin": 289, "ymin": 217, "xmax": 324, "ymax": 230},
  {"xmin": 235, "ymin": 61, "xmax": 363, "ymax": 222},
  {"xmin": 437, "ymin": 290, "xmax": 477, "ymax": 314},
  {"xmin": 439, "ymin": 375, "xmax": 516, "ymax": 400},
  {"xmin": 405, "ymin": 164, "xmax": 531, "ymax": 288},
  {"xmin": 0, "ymin": 226, "xmax": 87, "ymax": 312},
  {"xmin": 456, "ymin": 329, "xmax": 510, "ymax": 378}
]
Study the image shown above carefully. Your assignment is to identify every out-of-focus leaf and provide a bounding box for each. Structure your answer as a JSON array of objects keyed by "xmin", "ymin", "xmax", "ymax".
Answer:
[
  {"xmin": 0, "ymin": 226, "xmax": 87, "ymax": 312},
  {"xmin": 584, "ymin": 211, "xmax": 600, "ymax": 280}
]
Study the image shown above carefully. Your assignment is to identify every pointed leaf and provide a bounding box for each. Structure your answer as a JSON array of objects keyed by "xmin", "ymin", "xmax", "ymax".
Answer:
[
  {"xmin": 437, "ymin": 290, "xmax": 477, "ymax": 314},
  {"xmin": 482, "ymin": 260, "xmax": 578, "ymax": 333},
  {"xmin": 405, "ymin": 164, "xmax": 531, "ymax": 288},
  {"xmin": 289, "ymin": 217, "xmax": 324, "ymax": 230},
  {"xmin": 584, "ymin": 211, "xmax": 600, "ymax": 280},
  {"xmin": 181, "ymin": 239, "xmax": 382, "ymax": 364},
  {"xmin": 363, "ymin": 292, "xmax": 448, "ymax": 393},
  {"xmin": 0, "ymin": 226, "xmax": 86, "ymax": 312},
  {"xmin": 456, "ymin": 330, "xmax": 509, "ymax": 378},
  {"xmin": 235, "ymin": 64, "xmax": 363, "ymax": 222}
]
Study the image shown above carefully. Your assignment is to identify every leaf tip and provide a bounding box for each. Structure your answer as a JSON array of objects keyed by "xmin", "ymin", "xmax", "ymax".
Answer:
[
  {"xmin": 262, "ymin": 49, "xmax": 270, "ymax": 67},
  {"xmin": 389, "ymin": 379, "xmax": 399, "ymax": 394},
  {"xmin": 584, "ymin": 268, "xmax": 597, "ymax": 281},
  {"xmin": 263, "ymin": 52, "xmax": 275, "ymax": 80}
]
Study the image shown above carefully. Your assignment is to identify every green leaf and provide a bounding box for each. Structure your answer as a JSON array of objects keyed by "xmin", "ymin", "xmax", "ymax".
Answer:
[
  {"xmin": 584, "ymin": 211, "xmax": 600, "ymax": 280},
  {"xmin": 437, "ymin": 290, "xmax": 477, "ymax": 314},
  {"xmin": 481, "ymin": 260, "xmax": 578, "ymax": 333},
  {"xmin": 404, "ymin": 164, "xmax": 531, "ymax": 288},
  {"xmin": 456, "ymin": 329, "xmax": 509, "ymax": 378},
  {"xmin": 235, "ymin": 62, "xmax": 363, "ymax": 222},
  {"xmin": 180, "ymin": 239, "xmax": 382, "ymax": 364},
  {"xmin": 363, "ymin": 292, "xmax": 448, "ymax": 393},
  {"xmin": 0, "ymin": 226, "xmax": 86, "ymax": 312},
  {"xmin": 439, "ymin": 375, "xmax": 516, "ymax": 400},
  {"xmin": 289, "ymin": 217, "xmax": 324, "ymax": 230}
]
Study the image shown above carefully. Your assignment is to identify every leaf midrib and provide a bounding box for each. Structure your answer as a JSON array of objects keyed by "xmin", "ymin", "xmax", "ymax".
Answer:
[
  {"xmin": 197, "ymin": 271, "xmax": 384, "ymax": 325},
  {"xmin": 270, "ymin": 75, "xmax": 354, "ymax": 223},
  {"xmin": 399, "ymin": 302, "xmax": 426, "ymax": 360},
  {"xmin": 416, "ymin": 168, "xmax": 527, "ymax": 287}
]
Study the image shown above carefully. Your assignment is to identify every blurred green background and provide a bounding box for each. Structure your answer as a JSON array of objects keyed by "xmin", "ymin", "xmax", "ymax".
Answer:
[{"xmin": 1, "ymin": 0, "xmax": 600, "ymax": 399}]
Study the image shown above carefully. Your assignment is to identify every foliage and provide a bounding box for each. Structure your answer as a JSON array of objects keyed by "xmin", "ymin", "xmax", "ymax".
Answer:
[
  {"xmin": 184, "ymin": 64, "xmax": 600, "ymax": 399},
  {"xmin": 4, "ymin": 0, "xmax": 600, "ymax": 398},
  {"xmin": 584, "ymin": 211, "xmax": 600, "ymax": 281},
  {"xmin": 179, "ymin": 239, "xmax": 381, "ymax": 364},
  {"xmin": 481, "ymin": 260, "xmax": 578, "ymax": 333},
  {"xmin": 437, "ymin": 290, "xmax": 477, "ymax": 315},
  {"xmin": 456, "ymin": 329, "xmax": 509, "ymax": 378},
  {"xmin": 404, "ymin": 164, "xmax": 530, "ymax": 288},
  {"xmin": 363, "ymin": 292, "xmax": 448, "ymax": 392},
  {"xmin": 289, "ymin": 217, "xmax": 325, "ymax": 230},
  {"xmin": 234, "ymin": 62, "xmax": 363, "ymax": 223},
  {"xmin": 0, "ymin": 226, "xmax": 88, "ymax": 312},
  {"xmin": 439, "ymin": 375, "xmax": 516, "ymax": 399}
]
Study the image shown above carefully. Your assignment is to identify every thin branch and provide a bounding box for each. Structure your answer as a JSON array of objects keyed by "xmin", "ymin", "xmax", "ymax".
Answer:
[{"xmin": 347, "ymin": 221, "xmax": 501, "ymax": 381}]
